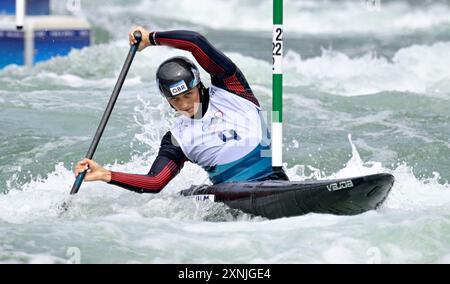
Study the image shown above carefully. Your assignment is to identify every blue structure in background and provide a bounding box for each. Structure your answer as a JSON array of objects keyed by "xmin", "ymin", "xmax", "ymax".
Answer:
[
  {"xmin": 0, "ymin": 0, "xmax": 91, "ymax": 69},
  {"xmin": 34, "ymin": 30, "xmax": 91, "ymax": 63},
  {"xmin": 0, "ymin": 31, "xmax": 25, "ymax": 66},
  {"xmin": 0, "ymin": 0, "xmax": 16, "ymax": 14},
  {"xmin": 0, "ymin": 0, "xmax": 50, "ymax": 15}
]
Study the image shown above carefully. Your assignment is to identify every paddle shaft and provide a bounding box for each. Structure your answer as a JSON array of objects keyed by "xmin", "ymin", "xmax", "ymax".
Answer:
[{"xmin": 70, "ymin": 31, "xmax": 142, "ymax": 195}]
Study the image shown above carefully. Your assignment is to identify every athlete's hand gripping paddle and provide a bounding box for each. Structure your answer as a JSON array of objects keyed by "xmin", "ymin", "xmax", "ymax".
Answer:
[{"xmin": 70, "ymin": 31, "xmax": 142, "ymax": 195}]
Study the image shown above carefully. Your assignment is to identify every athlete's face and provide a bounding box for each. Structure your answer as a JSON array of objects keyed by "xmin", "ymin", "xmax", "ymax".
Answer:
[{"xmin": 167, "ymin": 86, "xmax": 201, "ymax": 117}]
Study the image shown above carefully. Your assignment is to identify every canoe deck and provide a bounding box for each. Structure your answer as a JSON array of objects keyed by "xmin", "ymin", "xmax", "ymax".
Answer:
[{"xmin": 180, "ymin": 173, "xmax": 395, "ymax": 219}]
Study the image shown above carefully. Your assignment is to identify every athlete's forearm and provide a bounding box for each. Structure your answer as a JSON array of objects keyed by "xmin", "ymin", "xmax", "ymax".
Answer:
[
  {"xmin": 150, "ymin": 30, "xmax": 236, "ymax": 77},
  {"xmin": 108, "ymin": 157, "xmax": 181, "ymax": 194}
]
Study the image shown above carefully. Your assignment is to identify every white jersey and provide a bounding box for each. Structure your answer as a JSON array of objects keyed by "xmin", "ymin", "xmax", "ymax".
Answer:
[{"xmin": 170, "ymin": 86, "xmax": 272, "ymax": 183}]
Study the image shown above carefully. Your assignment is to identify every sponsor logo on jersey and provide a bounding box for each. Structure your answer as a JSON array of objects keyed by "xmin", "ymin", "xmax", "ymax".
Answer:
[
  {"xmin": 202, "ymin": 110, "xmax": 224, "ymax": 132},
  {"xmin": 219, "ymin": 129, "xmax": 240, "ymax": 142}
]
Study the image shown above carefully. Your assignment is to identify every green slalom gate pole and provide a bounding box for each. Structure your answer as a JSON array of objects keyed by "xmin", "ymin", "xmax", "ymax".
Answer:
[{"xmin": 272, "ymin": 0, "xmax": 283, "ymax": 170}]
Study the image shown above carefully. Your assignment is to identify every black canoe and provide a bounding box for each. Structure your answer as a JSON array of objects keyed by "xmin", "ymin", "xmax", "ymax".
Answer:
[{"xmin": 180, "ymin": 173, "xmax": 394, "ymax": 219}]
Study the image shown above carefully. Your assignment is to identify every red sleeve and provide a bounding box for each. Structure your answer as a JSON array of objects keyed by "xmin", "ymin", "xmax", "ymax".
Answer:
[
  {"xmin": 151, "ymin": 30, "xmax": 260, "ymax": 106},
  {"xmin": 153, "ymin": 30, "xmax": 231, "ymax": 77},
  {"xmin": 109, "ymin": 156, "xmax": 184, "ymax": 193}
]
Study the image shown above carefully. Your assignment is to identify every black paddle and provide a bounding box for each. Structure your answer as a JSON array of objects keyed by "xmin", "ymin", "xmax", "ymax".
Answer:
[{"xmin": 70, "ymin": 31, "xmax": 142, "ymax": 195}]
